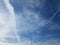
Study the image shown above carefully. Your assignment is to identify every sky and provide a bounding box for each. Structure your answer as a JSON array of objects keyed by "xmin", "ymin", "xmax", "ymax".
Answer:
[{"xmin": 0, "ymin": 0, "xmax": 60, "ymax": 45}]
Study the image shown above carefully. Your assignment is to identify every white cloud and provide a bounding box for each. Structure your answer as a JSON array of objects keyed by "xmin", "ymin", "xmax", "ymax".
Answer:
[
  {"xmin": 0, "ymin": 0, "xmax": 20, "ymax": 42},
  {"xmin": 15, "ymin": 8, "xmax": 47, "ymax": 33},
  {"xmin": 0, "ymin": 40, "xmax": 31, "ymax": 45},
  {"xmin": 0, "ymin": 39, "xmax": 60, "ymax": 45},
  {"xmin": 0, "ymin": 0, "xmax": 60, "ymax": 45}
]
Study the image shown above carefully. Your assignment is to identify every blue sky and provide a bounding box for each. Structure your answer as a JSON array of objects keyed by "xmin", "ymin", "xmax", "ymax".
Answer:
[{"xmin": 0, "ymin": 0, "xmax": 60, "ymax": 45}]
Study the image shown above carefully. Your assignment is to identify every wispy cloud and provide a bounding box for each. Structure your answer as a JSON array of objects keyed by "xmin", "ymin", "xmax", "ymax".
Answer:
[
  {"xmin": 0, "ymin": 0, "xmax": 20, "ymax": 43},
  {"xmin": 0, "ymin": 0, "xmax": 60, "ymax": 45}
]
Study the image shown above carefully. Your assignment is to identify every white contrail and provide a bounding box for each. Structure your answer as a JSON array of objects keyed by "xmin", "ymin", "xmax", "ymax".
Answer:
[
  {"xmin": 3, "ymin": 0, "xmax": 20, "ymax": 42},
  {"xmin": 45, "ymin": 9, "xmax": 60, "ymax": 25}
]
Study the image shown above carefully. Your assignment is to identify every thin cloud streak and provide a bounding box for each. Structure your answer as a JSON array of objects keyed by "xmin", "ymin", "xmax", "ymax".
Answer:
[{"xmin": 4, "ymin": 0, "xmax": 20, "ymax": 42}]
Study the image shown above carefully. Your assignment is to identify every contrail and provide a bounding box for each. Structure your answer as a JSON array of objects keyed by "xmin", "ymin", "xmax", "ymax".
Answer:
[
  {"xmin": 45, "ymin": 9, "xmax": 60, "ymax": 25},
  {"xmin": 4, "ymin": 0, "xmax": 20, "ymax": 42}
]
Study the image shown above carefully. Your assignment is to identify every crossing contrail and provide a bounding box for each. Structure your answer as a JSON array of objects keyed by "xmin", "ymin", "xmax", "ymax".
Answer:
[{"xmin": 4, "ymin": 0, "xmax": 20, "ymax": 42}]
